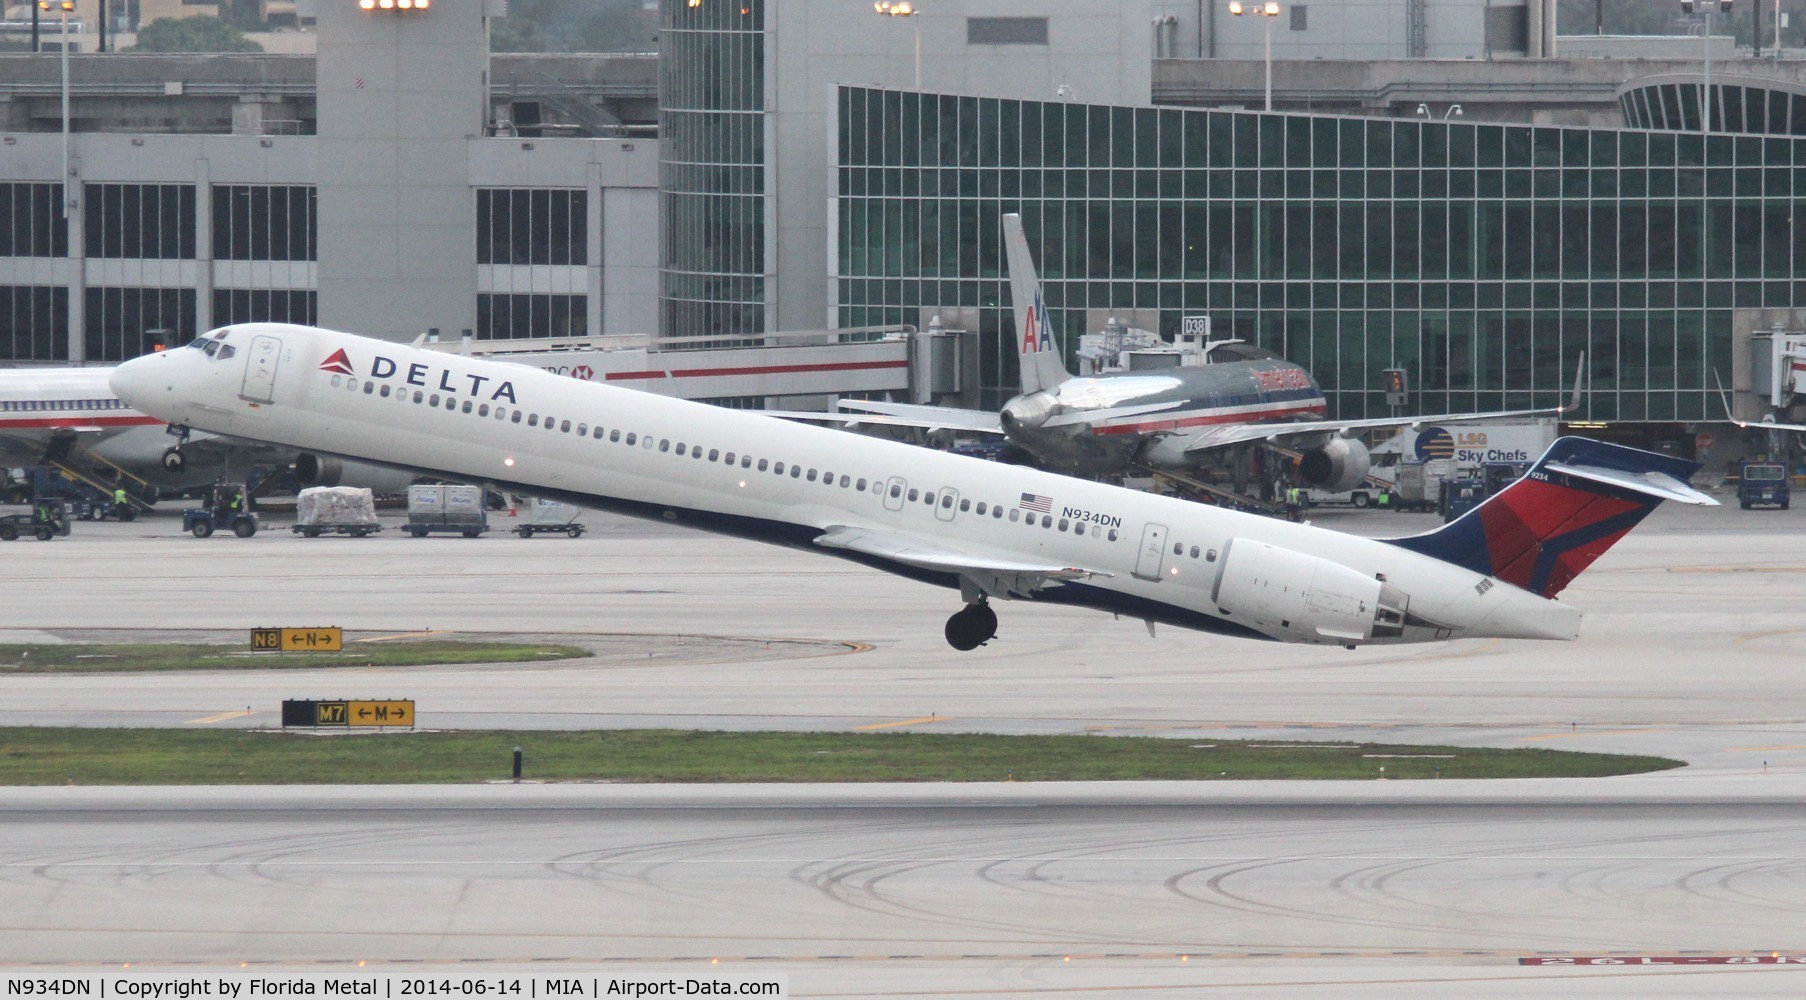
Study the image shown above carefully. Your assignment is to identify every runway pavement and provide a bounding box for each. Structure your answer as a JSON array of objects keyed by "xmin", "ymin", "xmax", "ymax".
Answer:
[{"xmin": 4, "ymin": 497, "xmax": 1806, "ymax": 994}]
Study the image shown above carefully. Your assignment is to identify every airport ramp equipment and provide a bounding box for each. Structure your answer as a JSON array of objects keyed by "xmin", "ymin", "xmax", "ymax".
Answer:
[{"xmin": 293, "ymin": 486, "xmax": 382, "ymax": 538}]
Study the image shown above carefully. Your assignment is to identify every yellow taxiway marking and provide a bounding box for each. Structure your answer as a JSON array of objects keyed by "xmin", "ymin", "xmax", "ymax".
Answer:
[
  {"xmin": 1518, "ymin": 728, "xmax": 1660, "ymax": 742},
  {"xmin": 185, "ymin": 710, "xmax": 256, "ymax": 725},
  {"xmin": 855, "ymin": 715, "xmax": 950, "ymax": 730},
  {"xmin": 352, "ymin": 630, "xmax": 451, "ymax": 643}
]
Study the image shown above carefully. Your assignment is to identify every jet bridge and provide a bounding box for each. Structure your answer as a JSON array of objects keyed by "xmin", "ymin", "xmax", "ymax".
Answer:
[{"xmin": 424, "ymin": 323, "xmax": 973, "ymax": 405}]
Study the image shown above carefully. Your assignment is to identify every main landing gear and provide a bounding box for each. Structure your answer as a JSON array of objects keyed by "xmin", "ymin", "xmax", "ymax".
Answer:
[{"xmin": 944, "ymin": 599, "xmax": 998, "ymax": 651}]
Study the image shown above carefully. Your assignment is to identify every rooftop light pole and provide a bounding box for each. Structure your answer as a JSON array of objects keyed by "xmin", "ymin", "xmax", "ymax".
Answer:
[
  {"xmin": 38, "ymin": 0, "xmax": 74, "ymax": 217},
  {"xmin": 1229, "ymin": 1, "xmax": 1281, "ymax": 112},
  {"xmin": 874, "ymin": 1, "xmax": 921, "ymax": 90},
  {"xmin": 1683, "ymin": 0, "xmax": 1735, "ymax": 136}
]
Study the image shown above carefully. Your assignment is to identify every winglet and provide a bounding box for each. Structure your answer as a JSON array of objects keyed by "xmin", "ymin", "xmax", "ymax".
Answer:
[
  {"xmin": 1561, "ymin": 352, "xmax": 1586, "ymax": 414},
  {"xmin": 1386, "ymin": 437, "xmax": 1715, "ymax": 600},
  {"xmin": 1002, "ymin": 214, "xmax": 1073, "ymax": 396}
]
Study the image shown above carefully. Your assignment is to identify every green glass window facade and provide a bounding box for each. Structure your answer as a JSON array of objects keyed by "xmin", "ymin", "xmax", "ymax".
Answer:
[
  {"xmin": 659, "ymin": 0, "xmax": 767, "ymax": 340},
  {"xmin": 834, "ymin": 85, "xmax": 1806, "ymax": 422}
]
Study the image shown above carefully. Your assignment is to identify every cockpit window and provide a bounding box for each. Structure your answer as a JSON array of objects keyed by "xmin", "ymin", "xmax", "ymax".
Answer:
[
  {"xmin": 216, "ymin": 344, "xmax": 236, "ymax": 360},
  {"xmin": 201, "ymin": 341, "xmax": 220, "ymax": 357},
  {"xmin": 1205, "ymin": 342, "xmax": 1280, "ymax": 363}
]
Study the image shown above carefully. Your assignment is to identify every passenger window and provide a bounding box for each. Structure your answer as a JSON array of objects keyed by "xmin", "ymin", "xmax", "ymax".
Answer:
[
  {"xmin": 1042, "ymin": 515, "xmax": 1053, "ymax": 528},
  {"xmin": 528, "ymin": 414, "xmax": 539, "ymax": 427},
  {"xmin": 1206, "ymin": 548, "xmax": 1217, "ymax": 561},
  {"xmin": 709, "ymin": 449, "xmax": 719, "ymax": 462},
  {"xmin": 975, "ymin": 502, "xmax": 986, "ymax": 515},
  {"xmin": 430, "ymin": 394, "xmax": 440, "ymax": 406},
  {"xmin": 556, "ymin": 419, "xmax": 568, "ymax": 432},
  {"xmin": 479, "ymin": 403, "xmax": 488, "ymax": 416},
  {"xmin": 577, "ymin": 423, "xmax": 587, "ymax": 435},
  {"xmin": 923, "ymin": 492, "xmax": 935, "ymax": 505},
  {"xmin": 659, "ymin": 439, "xmax": 670, "ymax": 452},
  {"xmin": 790, "ymin": 466, "xmax": 802, "ymax": 478},
  {"xmin": 611, "ymin": 430, "xmax": 621, "ymax": 442},
  {"xmin": 959, "ymin": 499, "xmax": 970, "ymax": 512},
  {"xmin": 380, "ymin": 385, "xmax": 391, "ymax": 398},
  {"xmin": 1108, "ymin": 528, "xmax": 1119, "ymax": 542},
  {"xmin": 806, "ymin": 469, "xmax": 818, "ymax": 482},
  {"xmin": 1057, "ymin": 518, "xmax": 1069, "ymax": 531},
  {"xmin": 365, "ymin": 382, "xmax": 375, "ymax": 395},
  {"xmin": 943, "ymin": 495, "xmax": 954, "ymax": 509},
  {"xmin": 642, "ymin": 435, "xmax": 655, "ymax": 449},
  {"xmin": 593, "ymin": 427, "xmax": 604, "ymax": 439},
  {"xmin": 907, "ymin": 489, "xmax": 919, "ymax": 502},
  {"xmin": 889, "ymin": 484, "xmax": 902, "ymax": 499},
  {"xmin": 1009, "ymin": 510, "xmax": 1020, "ymax": 523},
  {"xmin": 330, "ymin": 375, "xmax": 342, "ymax": 388},
  {"xmin": 413, "ymin": 391, "xmax": 424, "ymax": 403},
  {"xmin": 1190, "ymin": 546, "xmax": 1200, "ymax": 558},
  {"xmin": 457, "ymin": 400, "xmax": 468, "ymax": 412},
  {"xmin": 992, "ymin": 506, "xmax": 1003, "ymax": 519},
  {"xmin": 625, "ymin": 432, "xmax": 636, "ymax": 445},
  {"xmin": 693, "ymin": 448, "xmax": 704, "ymax": 459},
  {"xmin": 675, "ymin": 443, "xmax": 687, "ymax": 456},
  {"xmin": 741, "ymin": 456, "xmax": 752, "ymax": 469},
  {"xmin": 773, "ymin": 462, "xmax": 784, "ymax": 474},
  {"xmin": 1173, "ymin": 542, "xmax": 1183, "ymax": 555},
  {"xmin": 839, "ymin": 475, "xmax": 850, "ymax": 487},
  {"xmin": 856, "ymin": 478, "xmax": 867, "ymax": 491}
]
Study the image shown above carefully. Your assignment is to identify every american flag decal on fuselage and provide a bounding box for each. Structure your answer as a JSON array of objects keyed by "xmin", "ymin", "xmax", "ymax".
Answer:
[{"xmin": 1020, "ymin": 492, "xmax": 1053, "ymax": 514}]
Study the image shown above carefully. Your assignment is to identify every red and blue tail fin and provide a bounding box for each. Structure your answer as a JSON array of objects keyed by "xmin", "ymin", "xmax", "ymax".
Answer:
[{"xmin": 1386, "ymin": 438, "xmax": 1716, "ymax": 599}]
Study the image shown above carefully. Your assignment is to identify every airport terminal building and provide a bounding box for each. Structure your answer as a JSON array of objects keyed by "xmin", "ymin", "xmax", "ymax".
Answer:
[{"xmin": 5, "ymin": 0, "xmax": 1806, "ymax": 436}]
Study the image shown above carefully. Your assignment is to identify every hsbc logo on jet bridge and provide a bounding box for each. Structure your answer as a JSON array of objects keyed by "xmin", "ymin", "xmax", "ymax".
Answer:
[{"xmin": 319, "ymin": 348, "xmax": 518, "ymax": 404}]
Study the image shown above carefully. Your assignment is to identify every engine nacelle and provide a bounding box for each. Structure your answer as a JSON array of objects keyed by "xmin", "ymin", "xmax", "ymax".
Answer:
[
  {"xmin": 1210, "ymin": 538, "xmax": 1408, "ymax": 644},
  {"xmin": 1297, "ymin": 436, "xmax": 1372, "ymax": 493},
  {"xmin": 293, "ymin": 453, "xmax": 416, "ymax": 494}
]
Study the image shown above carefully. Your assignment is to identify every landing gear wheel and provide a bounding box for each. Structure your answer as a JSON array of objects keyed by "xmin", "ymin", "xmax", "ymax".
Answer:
[
  {"xmin": 161, "ymin": 448, "xmax": 187, "ymax": 473},
  {"xmin": 943, "ymin": 601, "xmax": 999, "ymax": 651}
]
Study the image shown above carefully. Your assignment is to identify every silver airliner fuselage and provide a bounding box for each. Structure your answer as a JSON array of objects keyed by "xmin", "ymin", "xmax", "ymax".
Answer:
[{"xmin": 112, "ymin": 323, "xmax": 1611, "ymax": 648}]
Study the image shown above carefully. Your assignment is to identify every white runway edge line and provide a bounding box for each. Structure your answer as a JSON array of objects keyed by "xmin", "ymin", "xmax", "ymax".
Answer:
[{"xmin": 0, "ymin": 975, "xmax": 788, "ymax": 1000}]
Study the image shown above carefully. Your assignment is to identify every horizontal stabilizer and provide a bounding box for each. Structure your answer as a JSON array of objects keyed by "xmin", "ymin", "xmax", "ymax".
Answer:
[{"xmin": 1541, "ymin": 459, "xmax": 1716, "ymax": 507}]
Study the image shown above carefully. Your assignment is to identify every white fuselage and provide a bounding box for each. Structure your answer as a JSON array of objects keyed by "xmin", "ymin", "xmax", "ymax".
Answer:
[{"xmin": 110, "ymin": 324, "xmax": 1582, "ymax": 646}]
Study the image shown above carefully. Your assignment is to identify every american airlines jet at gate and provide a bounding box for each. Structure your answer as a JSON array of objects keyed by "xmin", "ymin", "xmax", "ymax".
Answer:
[{"xmin": 111, "ymin": 324, "xmax": 1714, "ymax": 650}]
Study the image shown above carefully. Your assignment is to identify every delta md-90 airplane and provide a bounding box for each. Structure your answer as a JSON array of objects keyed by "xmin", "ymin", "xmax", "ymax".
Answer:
[{"xmin": 110, "ymin": 323, "xmax": 1714, "ymax": 651}]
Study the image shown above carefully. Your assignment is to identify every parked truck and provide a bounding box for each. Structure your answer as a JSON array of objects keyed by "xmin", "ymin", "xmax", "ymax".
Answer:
[
  {"xmin": 1737, "ymin": 460, "xmax": 1791, "ymax": 510},
  {"xmin": 405, "ymin": 484, "xmax": 488, "ymax": 538}
]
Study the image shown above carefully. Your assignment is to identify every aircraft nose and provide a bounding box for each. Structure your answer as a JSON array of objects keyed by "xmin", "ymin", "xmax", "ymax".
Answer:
[{"xmin": 110, "ymin": 355, "xmax": 148, "ymax": 407}]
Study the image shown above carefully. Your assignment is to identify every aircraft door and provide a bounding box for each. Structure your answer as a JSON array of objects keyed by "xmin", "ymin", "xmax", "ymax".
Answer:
[
  {"xmin": 934, "ymin": 487, "xmax": 959, "ymax": 522},
  {"xmin": 239, "ymin": 334, "xmax": 283, "ymax": 404},
  {"xmin": 1133, "ymin": 522, "xmax": 1169, "ymax": 581},
  {"xmin": 883, "ymin": 476, "xmax": 907, "ymax": 512}
]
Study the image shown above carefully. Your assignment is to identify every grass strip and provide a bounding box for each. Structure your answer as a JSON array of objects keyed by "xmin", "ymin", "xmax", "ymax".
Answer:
[
  {"xmin": 0, "ymin": 728, "xmax": 1684, "ymax": 785},
  {"xmin": 0, "ymin": 642, "xmax": 590, "ymax": 673}
]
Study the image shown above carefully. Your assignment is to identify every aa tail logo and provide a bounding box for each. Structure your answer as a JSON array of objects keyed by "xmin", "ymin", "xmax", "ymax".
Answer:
[
  {"xmin": 319, "ymin": 348, "xmax": 354, "ymax": 375},
  {"xmin": 1020, "ymin": 295, "xmax": 1051, "ymax": 354}
]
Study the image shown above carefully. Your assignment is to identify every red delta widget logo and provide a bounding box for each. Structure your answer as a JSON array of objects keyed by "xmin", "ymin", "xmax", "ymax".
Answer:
[{"xmin": 318, "ymin": 348, "xmax": 518, "ymax": 403}]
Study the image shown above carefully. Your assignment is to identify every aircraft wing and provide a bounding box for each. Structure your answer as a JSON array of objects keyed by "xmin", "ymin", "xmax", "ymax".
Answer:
[
  {"xmin": 1175, "ymin": 405, "xmax": 1568, "ymax": 455},
  {"xmin": 800, "ymin": 400, "xmax": 1006, "ymax": 435},
  {"xmin": 813, "ymin": 524, "xmax": 1111, "ymax": 599}
]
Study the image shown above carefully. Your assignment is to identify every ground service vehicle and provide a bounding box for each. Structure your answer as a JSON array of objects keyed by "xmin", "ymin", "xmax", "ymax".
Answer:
[
  {"xmin": 0, "ymin": 499, "xmax": 70, "ymax": 541},
  {"xmin": 406, "ymin": 484, "xmax": 488, "ymax": 538},
  {"xmin": 183, "ymin": 484, "xmax": 257, "ymax": 538},
  {"xmin": 515, "ymin": 498, "xmax": 585, "ymax": 538},
  {"xmin": 1738, "ymin": 461, "xmax": 1791, "ymax": 509},
  {"xmin": 292, "ymin": 485, "xmax": 382, "ymax": 537},
  {"xmin": 1440, "ymin": 477, "xmax": 1488, "ymax": 522}
]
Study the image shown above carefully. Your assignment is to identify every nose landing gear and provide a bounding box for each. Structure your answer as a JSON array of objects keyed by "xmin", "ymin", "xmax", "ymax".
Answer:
[
  {"xmin": 161, "ymin": 447, "xmax": 187, "ymax": 472},
  {"xmin": 944, "ymin": 599, "xmax": 998, "ymax": 651}
]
